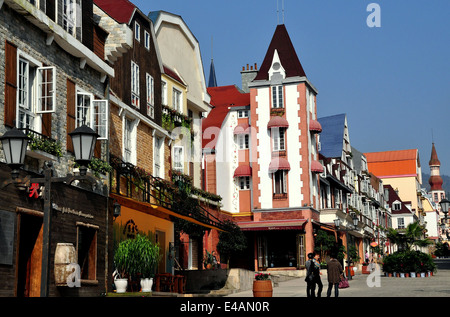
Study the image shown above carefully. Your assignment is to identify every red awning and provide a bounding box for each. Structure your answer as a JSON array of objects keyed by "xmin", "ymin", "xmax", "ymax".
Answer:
[
  {"xmin": 233, "ymin": 165, "xmax": 252, "ymax": 177},
  {"xmin": 238, "ymin": 219, "xmax": 307, "ymax": 231},
  {"xmin": 311, "ymin": 160, "xmax": 324, "ymax": 173},
  {"xmin": 269, "ymin": 158, "xmax": 291, "ymax": 172},
  {"xmin": 234, "ymin": 123, "xmax": 251, "ymax": 135},
  {"xmin": 309, "ymin": 120, "xmax": 322, "ymax": 133},
  {"xmin": 268, "ymin": 116, "xmax": 289, "ymax": 129}
]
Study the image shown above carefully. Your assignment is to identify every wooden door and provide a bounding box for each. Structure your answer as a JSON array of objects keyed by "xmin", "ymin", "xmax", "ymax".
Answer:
[{"xmin": 27, "ymin": 225, "xmax": 43, "ymax": 297}]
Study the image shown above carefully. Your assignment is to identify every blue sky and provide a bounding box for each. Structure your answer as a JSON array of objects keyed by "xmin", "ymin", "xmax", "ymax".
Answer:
[{"xmin": 136, "ymin": 0, "xmax": 450, "ymax": 178}]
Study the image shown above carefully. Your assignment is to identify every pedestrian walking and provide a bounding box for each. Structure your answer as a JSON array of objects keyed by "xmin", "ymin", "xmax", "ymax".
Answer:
[
  {"xmin": 313, "ymin": 252, "xmax": 323, "ymax": 297},
  {"xmin": 326, "ymin": 252, "xmax": 343, "ymax": 297},
  {"xmin": 305, "ymin": 253, "xmax": 316, "ymax": 297}
]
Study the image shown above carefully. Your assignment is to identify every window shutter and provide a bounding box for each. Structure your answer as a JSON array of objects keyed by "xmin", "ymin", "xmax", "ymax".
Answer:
[
  {"xmin": 57, "ymin": 0, "xmax": 63, "ymax": 28},
  {"xmin": 4, "ymin": 41, "xmax": 17, "ymax": 128},
  {"xmin": 66, "ymin": 79, "xmax": 76, "ymax": 153},
  {"xmin": 41, "ymin": 113, "xmax": 52, "ymax": 138}
]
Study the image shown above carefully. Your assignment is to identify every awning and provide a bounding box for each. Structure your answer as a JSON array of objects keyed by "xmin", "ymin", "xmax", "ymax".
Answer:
[
  {"xmin": 234, "ymin": 123, "xmax": 251, "ymax": 135},
  {"xmin": 269, "ymin": 157, "xmax": 290, "ymax": 172},
  {"xmin": 233, "ymin": 165, "xmax": 252, "ymax": 177},
  {"xmin": 311, "ymin": 160, "xmax": 324, "ymax": 173},
  {"xmin": 268, "ymin": 116, "xmax": 289, "ymax": 129},
  {"xmin": 309, "ymin": 120, "xmax": 322, "ymax": 133},
  {"xmin": 239, "ymin": 219, "xmax": 307, "ymax": 231}
]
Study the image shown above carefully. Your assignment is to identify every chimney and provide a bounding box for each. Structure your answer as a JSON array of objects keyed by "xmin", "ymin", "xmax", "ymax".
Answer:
[{"xmin": 240, "ymin": 63, "xmax": 258, "ymax": 93}]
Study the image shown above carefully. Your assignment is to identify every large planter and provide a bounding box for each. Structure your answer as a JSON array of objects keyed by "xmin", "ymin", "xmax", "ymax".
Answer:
[
  {"xmin": 141, "ymin": 278, "xmax": 153, "ymax": 292},
  {"xmin": 253, "ymin": 280, "xmax": 273, "ymax": 297},
  {"xmin": 362, "ymin": 266, "xmax": 370, "ymax": 274},
  {"xmin": 115, "ymin": 278, "xmax": 128, "ymax": 293},
  {"xmin": 345, "ymin": 266, "xmax": 355, "ymax": 276}
]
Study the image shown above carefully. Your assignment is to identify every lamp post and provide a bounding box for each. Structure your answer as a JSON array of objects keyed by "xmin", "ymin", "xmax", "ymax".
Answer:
[
  {"xmin": 334, "ymin": 214, "xmax": 359, "ymax": 280},
  {"xmin": 1, "ymin": 125, "xmax": 98, "ymax": 297},
  {"xmin": 439, "ymin": 198, "xmax": 450, "ymax": 240}
]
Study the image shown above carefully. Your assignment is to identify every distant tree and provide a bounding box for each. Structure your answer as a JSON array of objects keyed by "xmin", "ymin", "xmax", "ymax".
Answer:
[
  {"xmin": 387, "ymin": 222, "xmax": 433, "ymax": 251},
  {"xmin": 217, "ymin": 220, "xmax": 247, "ymax": 267}
]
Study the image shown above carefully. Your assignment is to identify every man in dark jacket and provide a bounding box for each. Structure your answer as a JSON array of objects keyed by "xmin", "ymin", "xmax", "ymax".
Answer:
[{"xmin": 326, "ymin": 252, "xmax": 344, "ymax": 297}]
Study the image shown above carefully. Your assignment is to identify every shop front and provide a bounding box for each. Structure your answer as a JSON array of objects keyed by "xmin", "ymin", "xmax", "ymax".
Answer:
[{"xmin": 0, "ymin": 164, "xmax": 109, "ymax": 297}]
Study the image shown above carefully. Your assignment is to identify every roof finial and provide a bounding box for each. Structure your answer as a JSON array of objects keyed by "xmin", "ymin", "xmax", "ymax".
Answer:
[{"xmin": 277, "ymin": 0, "xmax": 285, "ymax": 25}]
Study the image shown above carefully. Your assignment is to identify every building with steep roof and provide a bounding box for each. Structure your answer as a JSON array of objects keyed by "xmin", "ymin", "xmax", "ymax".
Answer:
[
  {"xmin": 428, "ymin": 143, "xmax": 445, "ymax": 207},
  {"xmin": 365, "ymin": 149, "xmax": 423, "ymax": 219},
  {"xmin": 202, "ymin": 24, "xmax": 323, "ymax": 271}
]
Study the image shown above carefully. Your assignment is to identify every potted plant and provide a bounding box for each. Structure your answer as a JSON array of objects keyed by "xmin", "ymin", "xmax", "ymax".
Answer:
[
  {"xmin": 113, "ymin": 238, "xmax": 133, "ymax": 293},
  {"xmin": 203, "ymin": 251, "xmax": 215, "ymax": 269},
  {"xmin": 113, "ymin": 234, "xmax": 161, "ymax": 293},
  {"xmin": 135, "ymin": 234, "xmax": 161, "ymax": 292},
  {"xmin": 253, "ymin": 273, "xmax": 272, "ymax": 297}
]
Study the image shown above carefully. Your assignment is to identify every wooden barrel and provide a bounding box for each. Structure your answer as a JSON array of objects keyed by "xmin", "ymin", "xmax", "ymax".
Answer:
[
  {"xmin": 54, "ymin": 243, "xmax": 76, "ymax": 286},
  {"xmin": 252, "ymin": 280, "xmax": 273, "ymax": 297}
]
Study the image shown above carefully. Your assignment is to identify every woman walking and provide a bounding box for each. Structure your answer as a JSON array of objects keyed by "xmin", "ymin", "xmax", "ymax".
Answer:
[{"xmin": 326, "ymin": 252, "xmax": 343, "ymax": 297}]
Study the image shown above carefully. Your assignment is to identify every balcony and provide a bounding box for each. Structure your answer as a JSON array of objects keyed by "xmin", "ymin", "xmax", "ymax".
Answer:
[
  {"xmin": 20, "ymin": 128, "xmax": 62, "ymax": 161},
  {"xmin": 109, "ymin": 155, "xmax": 225, "ymax": 230}
]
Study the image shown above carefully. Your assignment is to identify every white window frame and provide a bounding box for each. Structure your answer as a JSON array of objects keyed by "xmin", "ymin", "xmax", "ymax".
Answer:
[
  {"xmin": 161, "ymin": 80, "xmax": 167, "ymax": 106},
  {"xmin": 144, "ymin": 30, "xmax": 150, "ymax": 50},
  {"xmin": 134, "ymin": 22, "xmax": 140, "ymax": 42},
  {"xmin": 272, "ymin": 128, "xmax": 286, "ymax": 151},
  {"xmin": 36, "ymin": 66, "xmax": 56, "ymax": 114},
  {"xmin": 397, "ymin": 217, "xmax": 405, "ymax": 229},
  {"xmin": 237, "ymin": 134, "xmax": 249, "ymax": 150},
  {"xmin": 173, "ymin": 146, "xmax": 184, "ymax": 172},
  {"xmin": 239, "ymin": 176, "xmax": 250, "ymax": 190},
  {"xmin": 122, "ymin": 116, "xmax": 138, "ymax": 165},
  {"xmin": 76, "ymin": 88, "xmax": 109, "ymax": 140},
  {"xmin": 271, "ymin": 85, "xmax": 283, "ymax": 108},
  {"xmin": 16, "ymin": 52, "xmax": 56, "ymax": 132},
  {"xmin": 153, "ymin": 136, "xmax": 164, "ymax": 178},
  {"xmin": 131, "ymin": 61, "xmax": 140, "ymax": 108},
  {"xmin": 237, "ymin": 110, "xmax": 249, "ymax": 118},
  {"xmin": 273, "ymin": 170, "xmax": 287, "ymax": 194},
  {"xmin": 59, "ymin": 0, "xmax": 82, "ymax": 39},
  {"xmin": 146, "ymin": 73, "xmax": 154, "ymax": 119},
  {"xmin": 172, "ymin": 88, "xmax": 182, "ymax": 112}
]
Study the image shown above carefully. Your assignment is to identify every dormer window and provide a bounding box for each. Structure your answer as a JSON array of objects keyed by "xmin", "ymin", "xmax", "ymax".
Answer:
[{"xmin": 59, "ymin": 0, "xmax": 82, "ymax": 40}]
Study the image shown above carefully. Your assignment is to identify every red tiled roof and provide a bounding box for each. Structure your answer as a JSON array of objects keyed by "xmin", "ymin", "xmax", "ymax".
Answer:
[
  {"xmin": 364, "ymin": 149, "xmax": 419, "ymax": 178},
  {"xmin": 254, "ymin": 24, "xmax": 306, "ymax": 81},
  {"xmin": 202, "ymin": 85, "xmax": 250, "ymax": 149},
  {"xmin": 163, "ymin": 65, "xmax": 185, "ymax": 86},
  {"xmin": 94, "ymin": 0, "xmax": 136, "ymax": 24}
]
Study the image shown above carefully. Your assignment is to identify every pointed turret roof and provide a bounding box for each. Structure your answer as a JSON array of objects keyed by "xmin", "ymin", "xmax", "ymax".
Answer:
[
  {"xmin": 429, "ymin": 143, "xmax": 441, "ymax": 166},
  {"xmin": 254, "ymin": 24, "xmax": 306, "ymax": 81},
  {"xmin": 208, "ymin": 59, "xmax": 217, "ymax": 87}
]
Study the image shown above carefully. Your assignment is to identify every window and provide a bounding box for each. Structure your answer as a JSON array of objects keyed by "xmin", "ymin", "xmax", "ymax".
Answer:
[
  {"xmin": 146, "ymin": 73, "xmax": 154, "ymax": 118},
  {"xmin": 238, "ymin": 110, "xmax": 249, "ymax": 118},
  {"xmin": 392, "ymin": 202, "xmax": 401, "ymax": 211},
  {"xmin": 77, "ymin": 223, "xmax": 98, "ymax": 282},
  {"xmin": 123, "ymin": 117, "xmax": 134, "ymax": 163},
  {"xmin": 16, "ymin": 55, "xmax": 56, "ymax": 131},
  {"xmin": 131, "ymin": 61, "xmax": 140, "ymax": 108},
  {"xmin": 239, "ymin": 176, "xmax": 250, "ymax": 190},
  {"xmin": 273, "ymin": 170, "xmax": 287, "ymax": 194},
  {"xmin": 272, "ymin": 128, "xmax": 285, "ymax": 151},
  {"xmin": 173, "ymin": 146, "xmax": 184, "ymax": 172},
  {"xmin": 75, "ymin": 90, "xmax": 108, "ymax": 140},
  {"xmin": 27, "ymin": 0, "xmax": 46, "ymax": 13},
  {"xmin": 172, "ymin": 88, "xmax": 182, "ymax": 112},
  {"xmin": 398, "ymin": 217, "xmax": 405, "ymax": 229},
  {"xmin": 134, "ymin": 22, "xmax": 140, "ymax": 42},
  {"xmin": 435, "ymin": 193, "xmax": 439, "ymax": 202},
  {"xmin": 272, "ymin": 85, "xmax": 283, "ymax": 108},
  {"xmin": 144, "ymin": 31, "xmax": 150, "ymax": 50},
  {"xmin": 154, "ymin": 137, "xmax": 164, "ymax": 178},
  {"xmin": 161, "ymin": 80, "xmax": 167, "ymax": 106},
  {"xmin": 59, "ymin": 0, "xmax": 81, "ymax": 39},
  {"xmin": 237, "ymin": 134, "xmax": 249, "ymax": 150}
]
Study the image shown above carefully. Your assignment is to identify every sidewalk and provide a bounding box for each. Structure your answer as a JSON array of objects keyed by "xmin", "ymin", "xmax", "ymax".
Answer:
[{"xmin": 225, "ymin": 268, "xmax": 450, "ymax": 297}]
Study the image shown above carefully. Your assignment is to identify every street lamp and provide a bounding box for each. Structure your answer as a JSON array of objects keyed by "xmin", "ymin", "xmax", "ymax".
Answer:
[
  {"xmin": 0, "ymin": 127, "xmax": 29, "ymax": 179},
  {"xmin": 334, "ymin": 214, "xmax": 359, "ymax": 280},
  {"xmin": 1, "ymin": 125, "xmax": 98, "ymax": 297},
  {"xmin": 439, "ymin": 198, "xmax": 450, "ymax": 240}
]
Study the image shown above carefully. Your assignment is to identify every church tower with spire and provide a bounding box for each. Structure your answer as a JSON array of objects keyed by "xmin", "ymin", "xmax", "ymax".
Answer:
[{"xmin": 429, "ymin": 143, "xmax": 445, "ymax": 208}]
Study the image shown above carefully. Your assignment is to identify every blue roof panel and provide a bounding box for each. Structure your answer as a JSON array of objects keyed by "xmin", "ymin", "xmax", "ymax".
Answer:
[{"xmin": 318, "ymin": 114, "xmax": 346, "ymax": 158}]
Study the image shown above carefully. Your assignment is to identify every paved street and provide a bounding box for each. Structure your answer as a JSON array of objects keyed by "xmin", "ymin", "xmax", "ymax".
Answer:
[{"xmin": 226, "ymin": 259, "xmax": 450, "ymax": 298}]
